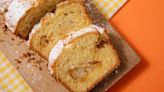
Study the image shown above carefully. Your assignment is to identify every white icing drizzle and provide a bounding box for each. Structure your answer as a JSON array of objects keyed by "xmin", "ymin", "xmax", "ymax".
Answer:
[
  {"xmin": 48, "ymin": 25, "xmax": 105, "ymax": 74},
  {"xmin": 5, "ymin": 0, "xmax": 35, "ymax": 32},
  {"xmin": 0, "ymin": 0, "xmax": 13, "ymax": 13}
]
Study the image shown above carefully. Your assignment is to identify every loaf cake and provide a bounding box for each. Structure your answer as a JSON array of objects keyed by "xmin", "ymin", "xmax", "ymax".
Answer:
[
  {"xmin": 7, "ymin": 0, "xmax": 120, "ymax": 91},
  {"xmin": 28, "ymin": 0, "xmax": 93, "ymax": 59},
  {"xmin": 48, "ymin": 25, "xmax": 120, "ymax": 92},
  {"xmin": 5, "ymin": 0, "xmax": 63, "ymax": 39}
]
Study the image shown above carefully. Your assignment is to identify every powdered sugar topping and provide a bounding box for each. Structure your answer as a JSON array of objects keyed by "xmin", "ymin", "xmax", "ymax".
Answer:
[
  {"xmin": 0, "ymin": 0, "xmax": 13, "ymax": 13},
  {"xmin": 5, "ymin": 0, "xmax": 35, "ymax": 32}
]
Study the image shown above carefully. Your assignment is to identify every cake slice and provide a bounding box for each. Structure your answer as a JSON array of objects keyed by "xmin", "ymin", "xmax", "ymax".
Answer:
[
  {"xmin": 5, "ymin": 0, "xmax": 63, "ymax": 39},
  {"xmin": 49, "ymin": 26, "xmax": 120, "ymax": 92},
  {"xmin": 28, "ymin": 0, "xmax": 93, "ymax": 59}
]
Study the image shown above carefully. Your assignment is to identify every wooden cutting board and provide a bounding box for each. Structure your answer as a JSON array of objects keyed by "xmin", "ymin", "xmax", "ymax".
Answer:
[{"xmin": 0, "ymin": 2, "xmax": 140, "ymax": 92}]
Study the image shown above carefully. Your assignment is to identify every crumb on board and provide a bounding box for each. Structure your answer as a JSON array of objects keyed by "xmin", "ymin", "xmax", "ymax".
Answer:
[
  {"xmin": 36, "ymin": 59, "xmax": 44, "ymax": 64},
  {"xmin": 39, "ymin": 67, "xmax": 43, "ymax": 71},
  {"xmin": 11, "ymin": 37, "xmax": 15, "ymax": 41},
  {"xmin": 27, "ymin": 58, "xmax": 34, "ymax": 63},
  {"xmin": 4, "ymin": 28, "xmax": 9, "ymax": 34},
  {"xmin": 31, "ymin": 57, "xmax": 35, "ymax": 60},
  {"xmin": 21, "ymin": 52, "xmax": 35, "ymax": 58},
  {"xmin": 19, "ymin": 39, "xmax": 24, "ymax": 43},
  {"xmin": 17, "ymin": 51, "xmax": 47, "ymax": 71},
  {"xmin": 34, "ymin": 65, "xmax": 37, "ymax": 68},
  {"xmin": 17, "ymin": 43, "xmax": 21, "ymax": 46},
  {"xmin": 16, "ymin": 66, "xmax": 19, "ymax": 69},
  {"xmin": 15, "ymin": 59, "xmax": 22, "ymax": 64},
  {"xmin": 0, "ymin": 39, "xmax": 5, "ymax": 42}
]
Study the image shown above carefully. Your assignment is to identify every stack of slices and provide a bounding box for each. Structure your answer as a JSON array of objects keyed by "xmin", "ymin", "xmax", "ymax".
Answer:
[{"xmin": 5, "ymin": 0, "xmax": 120, "ymax": 91}]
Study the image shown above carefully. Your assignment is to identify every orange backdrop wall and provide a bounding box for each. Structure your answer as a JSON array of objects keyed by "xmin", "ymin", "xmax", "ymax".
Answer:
[{"xmin": 107, "ymin": 0, "xmax": 164, "ymax": 92}]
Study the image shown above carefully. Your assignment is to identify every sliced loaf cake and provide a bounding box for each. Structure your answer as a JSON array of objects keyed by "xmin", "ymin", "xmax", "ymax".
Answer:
[
  {"xmin": 5, "ymin": 0, "xmax": 63, "ymax": 39},
  {"xmin": 49, "ymin": 26, "xmax": 120, "ymax": 92},
  {"xmin": 28, "ymin": 0, "xmax": 93, "ymax": 59},
  {"xmin": 26, "ymin": 0, "xmax": 120, "ymax": 91}
]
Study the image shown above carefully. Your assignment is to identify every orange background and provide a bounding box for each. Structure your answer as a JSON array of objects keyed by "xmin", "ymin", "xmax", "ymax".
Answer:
[{"xmin": 107, "ymin": 0, "xmax": 164, "ymax": 92}]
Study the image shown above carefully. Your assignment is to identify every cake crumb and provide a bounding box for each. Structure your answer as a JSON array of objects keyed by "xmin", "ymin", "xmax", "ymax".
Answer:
[
  {"xmin": 39, "ymin": 67, "xmax": 43, "ymax": 71},
  {"xmin": 64, "ymin": 13, "xmax": 68, "ymax": 16},
  {"xmin": 31, "ymin": 57, "xmax": 35, "ymax": 60},
  {"xmin": 34, "ymin": 65, "xmax": 37, "ymax": 68},
  {"xmin": 15, "ymin": 59, "xmax": 21, "ymax": 64},
  {"xmin": 15, "ymin": 50, "xmax": 19, "ymax": 54},
  {"xmin": 16, "ymin": 66, "xmax": 19, "ymax": 69},
  {"xmin": 22, "ymin": 52, "xmax": 34, "ymax": 58},
  {"xmin": 115, "ymin": 70, "xmax": 119, "ymax": 74},
  {"xmin": 20, "ymin": 52, "xmax": 35, "ymax": 59},
  {"xmin": 3, "ymin": 27, "xmax": 8, "ymax": 34},
  {"xmin": 20, "ymin": 40, "xmax": 24, "ymax": 43},
  {"xmin": 0, "ymin": 39, "xmax": 5, "ymax": 42},
  {"xmin": 11, "ymin": 38, "xmax": 15, "ymax": 41},
  {"xmin": 17, "ymin": 43, "xmax": 21, "ymax": 46},
  {"xmin": 36, "ymin": 59, "xmax": 44, "ymax": 64},
  {"xmin": 96, "ymin": 40, "xmax": 109, "ymax": 48},
  {"xmin": 27, "ymin": 58, "xmax": 33, "ymax": 63}
]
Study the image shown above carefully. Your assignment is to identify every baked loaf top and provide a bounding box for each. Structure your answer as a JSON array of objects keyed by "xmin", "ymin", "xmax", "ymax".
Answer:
[
  {"xmin": 5, "ymin": 0, "xmax": 62, "ymax": 39},
  {"xmin": 50, "ymin": 27, "xmax": 120, "ymax": 92},
  {"xmin": 28, "ymin": 0, "xmax": 93, "ymax": 59}
]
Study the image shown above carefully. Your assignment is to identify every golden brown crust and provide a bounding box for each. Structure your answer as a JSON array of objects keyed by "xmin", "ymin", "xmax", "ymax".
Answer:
[
  {"xmin": 56, "ymin": 0, "xmax": 84, "ymax": 7},
  {"xmin": 14, "ymin": 7, "xmax": 36, "ymax": 39},
  {"xmin": 56, "ymin": 0, "xmax": 93, "ymax": 23}
]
